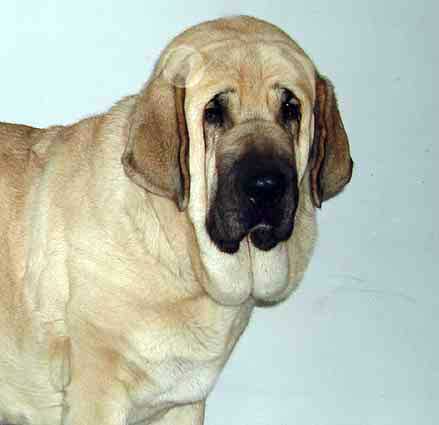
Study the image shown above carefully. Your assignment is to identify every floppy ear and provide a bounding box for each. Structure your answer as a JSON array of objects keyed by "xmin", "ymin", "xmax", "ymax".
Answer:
[
  {"xmin": 310, "ymin": 74, "xmax": 353, "ymax": 208},
  {"xmin": 122, "ymin": 76, "xmax": 190, "ymax": 211}
]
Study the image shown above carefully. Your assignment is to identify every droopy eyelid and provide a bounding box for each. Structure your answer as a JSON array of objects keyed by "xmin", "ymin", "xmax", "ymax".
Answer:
[
  {"xmin": 206, "ymin": 89, "xmax": 235, "ymax": 107},
  {"xmin": 280, "ymin": 87, "xmax": 300, "ymax": 105}
]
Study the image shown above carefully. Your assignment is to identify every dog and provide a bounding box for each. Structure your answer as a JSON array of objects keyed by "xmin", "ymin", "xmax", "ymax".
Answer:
[{"xmin": 0, "ymin": 15, "xmax": 352, "ymax": 425}]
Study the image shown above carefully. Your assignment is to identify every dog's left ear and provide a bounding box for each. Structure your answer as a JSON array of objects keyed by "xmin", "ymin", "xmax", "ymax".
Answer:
[
  {"xmin": 310, "ymin": 74, "xmax": 353, "ymax": 207},
  {"xmin": 122, "ymin": 77, "xmax": 190, "ymax": 211}
]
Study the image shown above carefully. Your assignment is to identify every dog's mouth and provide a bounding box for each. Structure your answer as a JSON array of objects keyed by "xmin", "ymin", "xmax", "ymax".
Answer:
[
  {"xmin": 206, "ymin": 209, "xmax": 296, "ymax": 254},
  {"xmin": 206, "ymin": 155, "xmax": 299, "ymax": 254},
  {"xmin": 249, "ymin": 224, "xmax": 283, "ymax": 252}
]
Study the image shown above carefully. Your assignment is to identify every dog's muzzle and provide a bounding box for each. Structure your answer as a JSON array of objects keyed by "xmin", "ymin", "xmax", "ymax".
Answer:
[{"xmin": 206, "ymin": 149, "xmax": 299, "ymax": 254}]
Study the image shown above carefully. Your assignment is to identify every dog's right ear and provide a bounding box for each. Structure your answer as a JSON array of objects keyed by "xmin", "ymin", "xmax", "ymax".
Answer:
[{"xmin": 122, "ymin": 76, "xmax": 190, "ymax": 211}]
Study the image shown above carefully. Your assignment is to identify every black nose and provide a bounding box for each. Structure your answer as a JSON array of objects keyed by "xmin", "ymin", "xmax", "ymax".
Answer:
[{"xmin": 242, "ymin": 172, "xmax": 286, "ymax": 208}]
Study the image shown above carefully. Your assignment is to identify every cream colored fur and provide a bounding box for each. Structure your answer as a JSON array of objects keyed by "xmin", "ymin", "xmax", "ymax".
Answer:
[{"xmin": 0, "ymin": 16, "xmax": 350, "ymax": 425}]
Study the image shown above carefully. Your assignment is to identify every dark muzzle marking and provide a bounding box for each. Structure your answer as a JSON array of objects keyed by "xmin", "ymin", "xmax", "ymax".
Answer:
[{"xmin": 206, "ymin": 149, "xmax": 299, "ymax": 254}]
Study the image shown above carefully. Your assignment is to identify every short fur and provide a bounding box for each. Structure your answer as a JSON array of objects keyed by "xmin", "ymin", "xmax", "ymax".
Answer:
[{"xmin": 0, "ymin": 16, "xmax": 352, "ymax": 425}]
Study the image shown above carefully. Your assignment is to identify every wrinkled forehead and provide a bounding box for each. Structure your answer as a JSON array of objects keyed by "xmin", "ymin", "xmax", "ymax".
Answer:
[
  {"xmin": 155, "ymin": 17, "xmax": 317, "ymax": 106},
  {"xmin": 193, "ymin": 43, "xmax": 315, "ymax": 104}
]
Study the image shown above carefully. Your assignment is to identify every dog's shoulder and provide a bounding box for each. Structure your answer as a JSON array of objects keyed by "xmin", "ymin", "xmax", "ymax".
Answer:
[
  {"xmin": 0, "ymin": 121, "xmax": 66, "ymax": 171},
  {"xmin": 0, "ymin": 122, "xmax": 40, "ymax": 159}
]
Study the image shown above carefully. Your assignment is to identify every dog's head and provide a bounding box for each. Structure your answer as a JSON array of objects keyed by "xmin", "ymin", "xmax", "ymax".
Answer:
[{"xmin": 122, "ymin": 16, "xmax": 353, "ymax": 305}]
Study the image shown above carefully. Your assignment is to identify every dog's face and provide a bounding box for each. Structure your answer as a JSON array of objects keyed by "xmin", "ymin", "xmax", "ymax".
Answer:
[
  {"xmin": 200, "ymin": 46, "xmax": 308, "ymax": 254},
  {"xmin": 122, "ymin": 16, "xmax": 353, "ymax": 305}
]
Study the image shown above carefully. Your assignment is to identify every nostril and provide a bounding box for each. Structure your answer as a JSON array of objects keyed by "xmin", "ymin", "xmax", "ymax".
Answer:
[{"xmin": 243, "ymin": 173, "xmax": 286, "ymax": 207}]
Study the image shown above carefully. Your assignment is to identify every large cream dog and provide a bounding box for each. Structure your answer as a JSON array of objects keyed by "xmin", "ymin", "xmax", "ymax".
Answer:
[{"xmin": 0, "ymin": 16, "xmax": 352, "ymax": 425}]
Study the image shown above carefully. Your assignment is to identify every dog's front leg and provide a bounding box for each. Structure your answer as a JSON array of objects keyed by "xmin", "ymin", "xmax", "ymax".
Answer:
[
  {"xmin": 62, "ymin": 379, "xmax": 130, "ymax": 425},
  {"xmin": 151, "ymin": 401, "xmax": 205, "ymax": 425}
]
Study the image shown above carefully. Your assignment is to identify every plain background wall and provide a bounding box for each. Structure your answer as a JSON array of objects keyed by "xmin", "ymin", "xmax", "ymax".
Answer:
[{"xmin": 1, "ymin": 1, "xmax": 438, "ymax": 424}]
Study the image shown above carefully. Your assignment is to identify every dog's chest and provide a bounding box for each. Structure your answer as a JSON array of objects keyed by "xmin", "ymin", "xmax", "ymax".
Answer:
[
  {"xmin": 122, "ymin": 301, "xmax": 252, "ymax": 411},
  {"xmin": 149, "ymin": 355, "xmax": 223, "ymax": 405}
]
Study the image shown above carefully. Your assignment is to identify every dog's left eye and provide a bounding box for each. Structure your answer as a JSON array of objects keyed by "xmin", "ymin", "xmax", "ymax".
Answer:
[
  {"xmin": 204, "ymin": 97, "xmax": 224, "ymax": 126},
  {"xmin": 281, "ymin": 89, "xmax": 301, "ymax": 123}
]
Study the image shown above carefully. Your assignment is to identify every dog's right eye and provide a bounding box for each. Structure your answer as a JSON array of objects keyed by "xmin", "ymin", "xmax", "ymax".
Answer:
[{"xmin": 204, "ymin": 97, "xmax": 224, "ymax": 126}]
